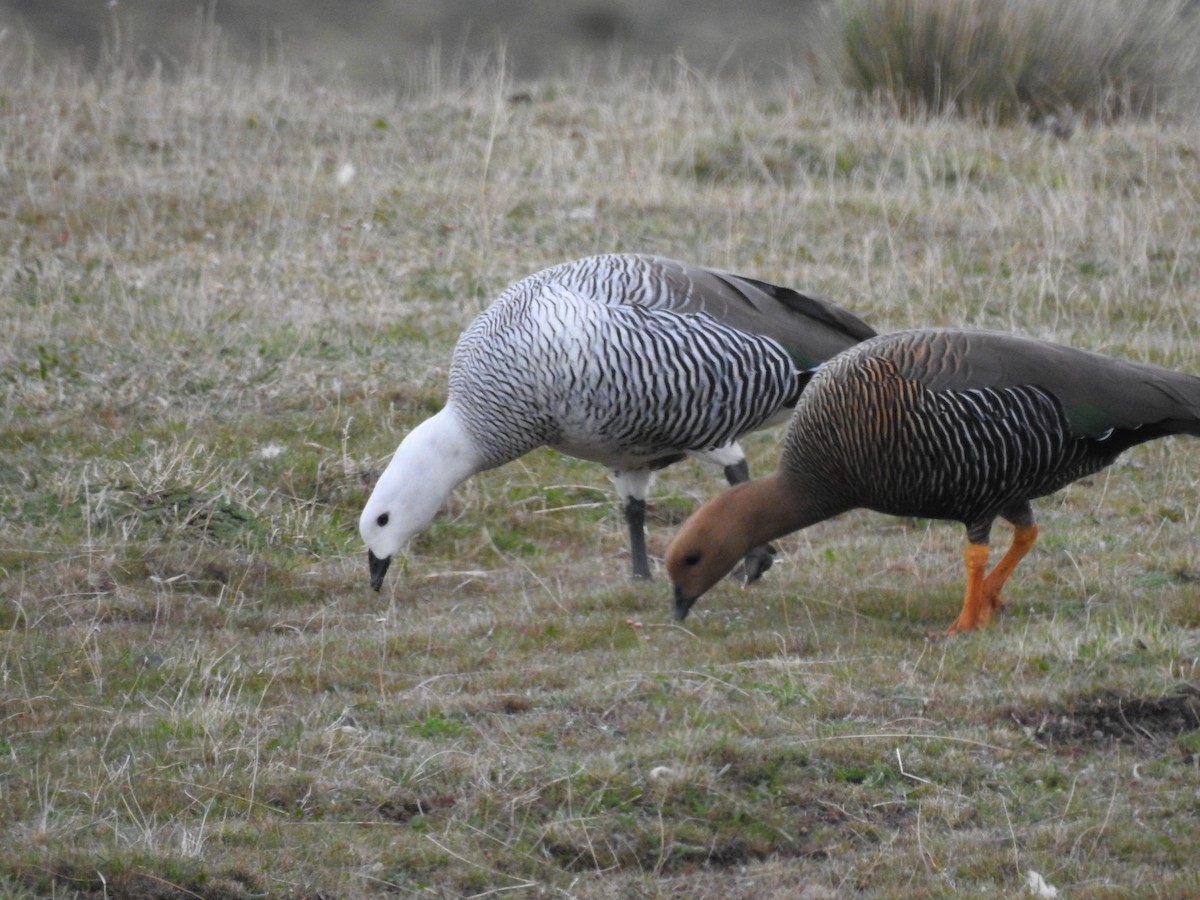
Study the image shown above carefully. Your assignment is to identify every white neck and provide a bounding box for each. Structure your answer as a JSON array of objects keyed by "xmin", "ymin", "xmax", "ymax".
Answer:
[{"xmin": 358, "ymin": 404, "xmax": 482, "ymax": 559}]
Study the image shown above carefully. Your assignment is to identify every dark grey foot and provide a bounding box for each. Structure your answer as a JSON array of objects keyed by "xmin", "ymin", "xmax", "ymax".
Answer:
[
  {"xmin": 723, "ymin": 459, "xmax": 751, "ymax": 485},
  {"xmin": 741, "ymin": 543, "xmax": 776, "ymax": 584}
]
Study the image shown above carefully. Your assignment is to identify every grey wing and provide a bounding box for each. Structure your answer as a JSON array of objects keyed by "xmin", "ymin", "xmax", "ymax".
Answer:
[
  {"xmin": 880, "ymin": 328, "xmax": 1200, "ymax": 438},
  {"xmin": 549, "ymin": 253, "xmax": 875, "ymax": 369}
]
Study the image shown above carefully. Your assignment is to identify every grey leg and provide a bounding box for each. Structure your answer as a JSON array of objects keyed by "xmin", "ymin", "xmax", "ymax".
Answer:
[{"xmin": 623, "ymin": 495, "xmax": 652, "ymax": 579}]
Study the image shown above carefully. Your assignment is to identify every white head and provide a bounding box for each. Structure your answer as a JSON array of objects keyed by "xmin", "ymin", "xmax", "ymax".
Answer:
[{"xmin": 358, "ymin": 404, "xmax": 481, "ymax": 591}]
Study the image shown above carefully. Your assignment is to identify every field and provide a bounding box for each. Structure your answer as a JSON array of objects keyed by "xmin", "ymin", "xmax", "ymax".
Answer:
[{"xmin": 2, "ymin": 29, "xmax": 1200, "ymax": 899}]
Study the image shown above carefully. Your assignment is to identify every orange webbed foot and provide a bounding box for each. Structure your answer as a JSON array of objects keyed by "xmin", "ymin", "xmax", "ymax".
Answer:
[{"xmin": 941, "ymin": 604, "xmax": 996, "ymax": 636}]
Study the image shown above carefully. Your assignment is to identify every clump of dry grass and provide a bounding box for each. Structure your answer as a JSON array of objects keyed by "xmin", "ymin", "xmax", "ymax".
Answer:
[
  {"xmin": 833, "ymin": 0, "xmax": 1200, "ymax": 124},
  {"xmin": 1, "ymin": 19, "xmax": 1200, "ymax": 900}
]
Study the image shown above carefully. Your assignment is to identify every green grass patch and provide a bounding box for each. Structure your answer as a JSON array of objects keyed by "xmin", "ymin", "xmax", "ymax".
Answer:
[{"xmin": 2, "ymin": 23, "xmax": 1200, "ymax": 900}]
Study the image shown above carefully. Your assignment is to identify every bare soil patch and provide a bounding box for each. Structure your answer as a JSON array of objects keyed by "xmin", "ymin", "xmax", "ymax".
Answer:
[{"xmin": 1008, "ymin": 686, "xmax": 1200, "ymax": 752}]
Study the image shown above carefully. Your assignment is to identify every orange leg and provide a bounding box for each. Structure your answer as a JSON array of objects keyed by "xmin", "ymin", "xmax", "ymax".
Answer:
[
  {"xmin": 981, "ymin": 523, "xmax": 1038, "ymax": 612},
  {"xmin": 945, "ymin": 542, "xmax": 992, "ymax": 634},
  {"xmin": 944, "ymin": 523, "xmax": 1039, "ymax": 635}
]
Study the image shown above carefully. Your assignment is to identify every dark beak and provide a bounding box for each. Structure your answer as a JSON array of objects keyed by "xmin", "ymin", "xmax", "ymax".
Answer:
[
  {"xmin": 673, "ymin": 584, "xmax": 696, "ymax": 621},
  {"xmin": 368, "ymin": 550, "xmax": 392, "ymax": 592}
]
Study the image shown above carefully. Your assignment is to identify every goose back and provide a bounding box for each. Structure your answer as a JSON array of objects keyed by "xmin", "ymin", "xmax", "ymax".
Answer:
[
  {"xmin": 543, "ymin": 254, "xmax": 876, "ymax": 369},
  {"xmin": 874, "ymin": 329, "xmax": 1200, "ymax": 437},
  {"xmin": 783, "ymin": 329, "xmax": 1200, "ymax": 538}
]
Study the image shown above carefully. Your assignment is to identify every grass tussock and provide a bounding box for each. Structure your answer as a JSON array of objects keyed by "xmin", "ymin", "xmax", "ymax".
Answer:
[
  {"xmin": 834, "ymin": 0, "xmax": 1200, "ymax": 124},
  {"xmin": 1, "ymin": 19, "xmax": 1200, "ymax": 899}
]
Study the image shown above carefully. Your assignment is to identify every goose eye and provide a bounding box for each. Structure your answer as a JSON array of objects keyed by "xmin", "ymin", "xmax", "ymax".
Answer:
[{"xmin": 376, "ymin": 513, "xmax": 390, "ymax": 527}]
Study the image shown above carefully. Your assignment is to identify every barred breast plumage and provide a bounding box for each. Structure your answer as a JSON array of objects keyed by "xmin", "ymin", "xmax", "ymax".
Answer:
[
  {"xmin": 667, "ymin": 328, "xmax": 1200, "ymax": 633},
  {"xmin": 359, "ymin": 253, "xmax": 875, "ymax": 590}
]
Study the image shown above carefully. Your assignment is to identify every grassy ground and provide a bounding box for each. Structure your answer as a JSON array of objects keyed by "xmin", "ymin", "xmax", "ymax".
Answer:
[{"xmin": 2, "ymin": 34, "xmax": 1199, "ymax": 899}]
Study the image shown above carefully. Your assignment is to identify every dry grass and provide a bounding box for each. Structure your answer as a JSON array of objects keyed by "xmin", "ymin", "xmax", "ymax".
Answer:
[
  {"xmin": 2, "ymin": 25, "xmax": 1199, "ymax": 899},
  {"xmin": 833, "ymin": 0, "xmax": 1200, "ymax": 124}
]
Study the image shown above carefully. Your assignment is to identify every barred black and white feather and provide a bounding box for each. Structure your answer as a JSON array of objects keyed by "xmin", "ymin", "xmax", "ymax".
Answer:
[
  {"xmin": 359, "ymin": 254, "xmax": 875, "ymax": 588},
  {"xmin": 452, "ymin": 282, "xmax": 801, "ymax": 470},
  {"xmin": 667, "ymin": 327, "xmax": 1200, "ymax": 629}
]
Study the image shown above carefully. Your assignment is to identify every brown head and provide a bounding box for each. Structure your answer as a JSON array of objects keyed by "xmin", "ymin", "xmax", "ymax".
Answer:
[{"xmin": 666, "ymin": 474, "xmax": 809, "ymax": 620}]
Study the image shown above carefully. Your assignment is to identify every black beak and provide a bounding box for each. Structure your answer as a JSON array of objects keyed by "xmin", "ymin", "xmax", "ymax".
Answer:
[
  {"xmin": 368, "ymin": 550, "xmax": 392, "ymax": 592},
  {"xmin": 673, "ymin": 584, "xmax": 696, "ymax": 621}
]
